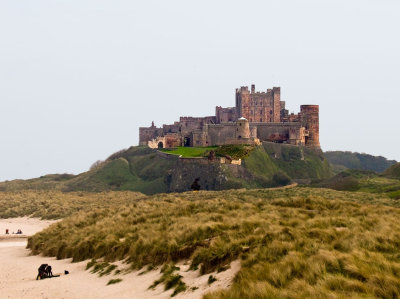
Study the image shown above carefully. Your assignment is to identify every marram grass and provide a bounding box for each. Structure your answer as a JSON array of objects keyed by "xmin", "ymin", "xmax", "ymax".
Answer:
[{"xmin": 7, "ymin": 187, "xmax": 400, "ymax": 298}]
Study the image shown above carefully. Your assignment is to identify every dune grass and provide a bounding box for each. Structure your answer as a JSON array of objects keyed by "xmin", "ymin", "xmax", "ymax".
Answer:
[
  {"xmin": 20, "ymin": 187, "xmax": 400, "ymax": 298},
  {"xmin": 107, "ymin": 278, "xmax": 122, "ymax": 285},
  {"xmin": 0, "ymin": 190, "xmax": 145, "ymax": 219}
]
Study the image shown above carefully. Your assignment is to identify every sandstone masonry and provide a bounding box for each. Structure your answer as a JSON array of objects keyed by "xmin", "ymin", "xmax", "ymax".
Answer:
[{"xmin": 139, "ymin": 85, "xmax": 320, "ymax": 149}]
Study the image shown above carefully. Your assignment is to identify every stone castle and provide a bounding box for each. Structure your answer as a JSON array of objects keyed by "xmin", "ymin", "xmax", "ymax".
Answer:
[{"xmin": 139, "ymin": 85, "xmax": 320, "ymax": 149}]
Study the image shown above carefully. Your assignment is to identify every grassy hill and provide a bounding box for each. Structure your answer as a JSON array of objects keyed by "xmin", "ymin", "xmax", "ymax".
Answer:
[
  {"xmin": 312, "ymin": 169, "xmax": 400, "ymax": 199},
  {"xmin": 0, "ymin": 143, "xmax": 332, "ymax": 194},
  {"xmin": 384, "ymin": 163, "xmax": 400, "ymax": 179},
  {"xmin": 324, "ymin": 151, "xmax": 397, "ymax": 173},
  {"xmin": 15, "ymin": 187, "xmax": 400, "ymax": 298}
]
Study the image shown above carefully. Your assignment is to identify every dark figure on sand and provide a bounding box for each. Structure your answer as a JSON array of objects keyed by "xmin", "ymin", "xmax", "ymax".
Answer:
[{"xmin": 36, "ymin": 264, "xmax": 55, "ymax": 280}]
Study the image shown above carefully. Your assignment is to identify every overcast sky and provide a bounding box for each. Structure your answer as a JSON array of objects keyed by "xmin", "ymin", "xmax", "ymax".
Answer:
[{"xmin": 0, "ymin": 0, "xmax": 399, "ymax": 181}]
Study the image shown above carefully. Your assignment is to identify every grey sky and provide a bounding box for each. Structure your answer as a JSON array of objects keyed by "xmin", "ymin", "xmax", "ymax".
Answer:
[{"xmin": 1, "ymin": 0, "xmax": 399, "ymax": 181}]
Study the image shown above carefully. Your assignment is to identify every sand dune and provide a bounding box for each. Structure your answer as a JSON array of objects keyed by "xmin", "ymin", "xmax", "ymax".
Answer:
[{"xmin": 0, "ymin": 218, "xmax": 239, "ymax": 298}]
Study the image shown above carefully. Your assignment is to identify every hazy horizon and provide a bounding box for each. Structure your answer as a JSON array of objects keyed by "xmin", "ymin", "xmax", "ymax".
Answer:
[{"xmin": 1, "ymin": 0, "xmax": 399, "ymax": 181}]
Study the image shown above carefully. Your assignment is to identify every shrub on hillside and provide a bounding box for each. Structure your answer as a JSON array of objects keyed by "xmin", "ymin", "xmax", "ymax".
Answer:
[
  {"xmin": 272, "ymin": 171, "xmax": 291, "ymax": 186},
  {"xmin": 215, "ymin": 145, "xmax": 254, "ymax": 160}
]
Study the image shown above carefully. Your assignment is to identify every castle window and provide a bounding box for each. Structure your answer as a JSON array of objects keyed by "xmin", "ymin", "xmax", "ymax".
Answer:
[
  {"xmin": 260, "ymin": 109, "xmax": 262, "ymax": 115},
  {"xmin": 270, "ymin": 110, "xmax": 272, "ymax": 115},
  {"xmin": 260, "ymin": 118, "xmax": 262, "ymax": 122}
]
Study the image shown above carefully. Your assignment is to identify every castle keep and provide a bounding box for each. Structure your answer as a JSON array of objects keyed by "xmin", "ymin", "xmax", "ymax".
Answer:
[{"xmin": 139, "ymin": 85, "xmax": 320, "ymax": 149}]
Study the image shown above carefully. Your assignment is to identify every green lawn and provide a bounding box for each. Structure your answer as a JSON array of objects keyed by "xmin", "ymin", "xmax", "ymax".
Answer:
[{"xmin": 160, "ymin": 146, "xmax": 217, "ymax": 157}]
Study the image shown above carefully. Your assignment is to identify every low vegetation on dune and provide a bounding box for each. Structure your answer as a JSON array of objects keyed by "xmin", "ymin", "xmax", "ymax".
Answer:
[
  {"xmin": 0, "ymin": 191, "xmax": 145, "ymax": 219},
  {"xmin": 23, "ymin": 187, "xmax": 400, "ymax": 298}
]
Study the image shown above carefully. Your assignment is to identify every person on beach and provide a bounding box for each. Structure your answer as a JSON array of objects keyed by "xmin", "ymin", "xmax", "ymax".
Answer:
[{"xmin": 5, "ymin": 229, "xmax": 9, "ymax": 234}]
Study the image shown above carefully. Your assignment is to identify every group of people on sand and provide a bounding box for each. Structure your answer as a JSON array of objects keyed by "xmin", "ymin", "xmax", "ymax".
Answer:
[{"xmin": 4, "ymin": 228, "xmax": 23, "ymax": 234}]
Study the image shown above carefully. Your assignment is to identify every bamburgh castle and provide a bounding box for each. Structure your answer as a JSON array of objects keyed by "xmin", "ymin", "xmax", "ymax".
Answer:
[{"xmin": 139, "ymin": 85, "xmax": 320, "ymax": 149}]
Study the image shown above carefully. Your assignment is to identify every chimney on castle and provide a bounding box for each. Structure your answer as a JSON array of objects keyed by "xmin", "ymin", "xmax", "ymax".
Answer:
[{"xmin": 251, "ymin": 84, "xmax": 255, "ymax": 93}]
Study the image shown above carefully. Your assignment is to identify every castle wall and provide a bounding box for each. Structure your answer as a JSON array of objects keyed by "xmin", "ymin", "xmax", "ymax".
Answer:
[
  {"xmin": 216, "ymin": 106, "xmax": 237, "ymax": 123},
  {"xmin": 206, "ymin": 124, "xmax": 237, "ymax": 146},
  {"xmin": 252, "ymin": 123, "xmax": 302, "ymax": 143},
  {"xmin": 300, "ymin": 105, "xmax": 320, "ymax": 148},
  {"xmin": 192, "ymin": 131, "xmax": 208, "ymax": 147},
  {"xmin": 163, "ymin": 123, "xmax": 180, "ymax": 134},
  {"xmin": 139, "ymin": 126, "xmax": 163, "ymax": 146}
]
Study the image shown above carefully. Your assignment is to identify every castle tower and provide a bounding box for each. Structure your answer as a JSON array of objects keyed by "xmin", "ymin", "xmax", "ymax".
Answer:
[
  {"xmin": 300, "ymin": 105, "xmax": 320, "ymax": 148},
  {"xmin": 272, "ymin": 87, "xmax": 281, "ymax": 122},
  {"xmin": 235, "ymin": 117, "xmax": 250, "ymax": 139}
]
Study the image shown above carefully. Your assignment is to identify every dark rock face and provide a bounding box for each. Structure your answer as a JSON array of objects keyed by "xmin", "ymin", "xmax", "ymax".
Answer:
[{"xmin": 165, "ymin": 161, "xmax": 228, "ymax": 192}]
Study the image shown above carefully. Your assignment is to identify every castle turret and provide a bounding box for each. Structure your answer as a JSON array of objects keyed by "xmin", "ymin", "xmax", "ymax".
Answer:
[
  {"xmin": 235, "ymin": 117, "xmax": 250, "ymax": 139},
  {"xmin": 300, "ymin": 105, "xmax": 320, "ymax": 148}
]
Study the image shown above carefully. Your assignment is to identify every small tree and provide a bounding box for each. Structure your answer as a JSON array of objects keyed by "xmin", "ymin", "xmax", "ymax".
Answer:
[{"xmin": 90, "ymin": 160, "xmax": 104, "ymax": 171}]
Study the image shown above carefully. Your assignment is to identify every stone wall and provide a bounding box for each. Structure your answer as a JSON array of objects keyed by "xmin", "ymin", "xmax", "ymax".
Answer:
[
  {"xmin": 206, "ymin": 123, "xmax": 237, "ymax": 145},
  {"xmin": 139, "ymin": 125, "xmax": 163, "ymax": 146},
  {"xmin": 301, "ymin": 105, "xmax": 320, "ymax": 148},
  {"xmin": 216, "ymin": 106, "xmax": 237, "ymax": 123},
  {"xmin": 252, "ymin": 122, "xmax": 302, "ymax": 143}
]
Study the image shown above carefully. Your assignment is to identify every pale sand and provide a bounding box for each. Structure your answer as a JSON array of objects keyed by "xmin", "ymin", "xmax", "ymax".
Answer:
[{"xmin": 0, "ymin": 218, "xmax": 240, "ymax": 299}]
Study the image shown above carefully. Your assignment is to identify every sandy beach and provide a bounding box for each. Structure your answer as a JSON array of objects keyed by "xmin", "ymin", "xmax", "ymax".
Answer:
[{"xmin": 0, "ymin": 218, "xmax": 239, "ymax": 299}]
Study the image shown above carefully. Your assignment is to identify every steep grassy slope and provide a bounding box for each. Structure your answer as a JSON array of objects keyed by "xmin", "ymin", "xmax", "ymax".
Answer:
[
  {"xmin": 23, "ymin": 188, "xmax": 400, "ymax": 298},
  {"xmin": 324, "ymin": 151, "xmax": 397, "ymax": 173},
  {"xmin": 0, "ymin": 144, "xmax": 331, "ymax": 194},
  {"xmin": 257, "ymin": 143, "xmax": 332, "ymax": 180},
  {"xmin": 65, "ymin": 148, "xmax": 176, "ymax": 194}
]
